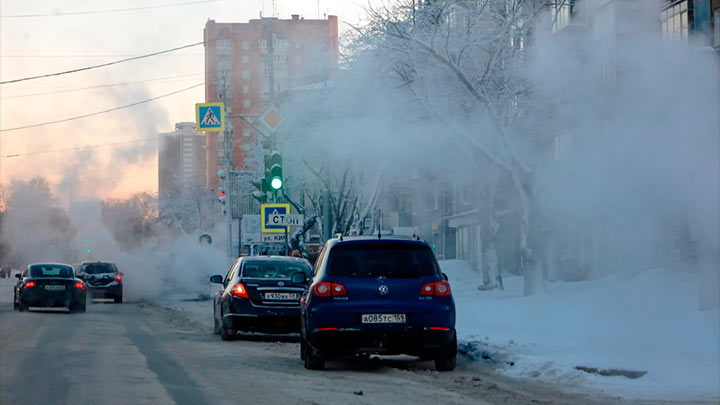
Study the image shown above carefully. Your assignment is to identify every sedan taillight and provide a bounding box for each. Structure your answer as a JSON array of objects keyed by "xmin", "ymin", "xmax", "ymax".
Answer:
[
  {"xmin": 24, "ymin": 281, "xmax": 37, "ymax": 289},
  {"xmin": 230, "ymin": 283, "xmax": 248, "ymax": 298},
  {"xmin": 115, "ymin": 274, "xmax": 122, "ymax": 282},
  {"xmin": 74, "ymin": 282, "xmax": 85, "ymax": 290}
]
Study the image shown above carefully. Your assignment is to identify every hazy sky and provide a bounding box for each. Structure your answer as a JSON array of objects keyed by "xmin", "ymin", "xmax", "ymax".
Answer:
[{"xmin": 0, "ymin": 0, "xmax": 375, "ymax": 200}]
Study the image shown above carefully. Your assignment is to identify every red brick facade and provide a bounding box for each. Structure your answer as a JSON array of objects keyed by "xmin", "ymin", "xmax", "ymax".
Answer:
[{"xmin": 203, "ymin": 15, "xmax": 339, "ymax": 189}]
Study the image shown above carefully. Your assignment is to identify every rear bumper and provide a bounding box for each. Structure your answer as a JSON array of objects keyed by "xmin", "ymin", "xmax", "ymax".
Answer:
[
  {"xmin": 224, "ymin": 298, "xmax": 300, "ymax": 333},
  {"xmin": 307, "ymin": 327, "xmax": 455, "ymax": 356},
  {"xmin": 87, "ymin": 284, "xmax": 122, "ymax": 298},
  {"xmin": 20, "ymin": 290, "xmax": 85, "ymax": 308}
]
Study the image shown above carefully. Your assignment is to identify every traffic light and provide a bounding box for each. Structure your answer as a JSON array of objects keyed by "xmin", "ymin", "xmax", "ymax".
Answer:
[
  {"xmin": 251, "ymin": 178, "xmax": 268, "ymax": 203},
  {"xmin": 217, "ymin": 187, "xmax": 227, "ymax": 214},
  {"xmin": 268, "ymin": 151, "xmax": 283, "ymax": 191}
]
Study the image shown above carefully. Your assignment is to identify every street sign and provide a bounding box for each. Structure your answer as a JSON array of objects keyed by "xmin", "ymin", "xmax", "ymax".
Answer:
[
  {"xmin": 241, "ymin": 215, "xmax": 262, "ymax": 244},
  {"xmin": 256, "ymin": 105, "xmax": 285, "ymax": 135},
  {"xmin": 260, "ymin": 203, "xmax": 290, "ymax": 233},
  {"xmin": 262, "ymin": 233, "xmax": 287, "ymax": 243},
  {"xmin": 267, "ymin": 214, "xmax": 304, "ymax": 227},
  {"xmin": 195, "ymin": 102, "xmax": 225, "ymax": 132}
]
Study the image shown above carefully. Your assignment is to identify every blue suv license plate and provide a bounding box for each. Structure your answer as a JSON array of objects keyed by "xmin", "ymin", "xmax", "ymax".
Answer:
[{"xmin": 361, "ymin": 314, "xmax": 406, "ymax": 324}]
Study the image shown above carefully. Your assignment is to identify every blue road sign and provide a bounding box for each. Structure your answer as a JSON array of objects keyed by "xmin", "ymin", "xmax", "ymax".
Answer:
[
  {"xmin": 261, "ymin": 203, "xmax": 290, "ymax": 233},
  {"xmin": 195, "ymin": 102, "xmax": 225, "ymax": 132}
]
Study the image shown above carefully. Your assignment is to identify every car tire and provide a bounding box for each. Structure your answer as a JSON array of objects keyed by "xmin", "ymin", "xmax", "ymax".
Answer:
[
  {"xmin": 213, "ymin": 313, "xmax": 222, "ymax": 335},
  {"xmin": 434, "ymin": 332, "xmax": 457, "ymax": 372},
  {"xmin": 303, "ymin": 342, "xmax": 325, "ymax": 370},
  {"xmin": 13, "ymin": 298, "xmax": 18, "ymax": 311},
  {"xmin": 220, "ymin": 325, "xmax": 234, "ymax": 341},
  {"xmin": 18, "ymin": 301, "xmax": 28, "ymax": 312}
]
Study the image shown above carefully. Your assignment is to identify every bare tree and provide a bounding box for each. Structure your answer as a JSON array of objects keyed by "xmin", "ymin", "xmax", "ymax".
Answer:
[
  {"xmin": 353, "ymin": 0, "xmax": 546, "ymax": 294},
  {"xmin": 101, "ymin": 192, "xmax": 158, "ymax": 251}
]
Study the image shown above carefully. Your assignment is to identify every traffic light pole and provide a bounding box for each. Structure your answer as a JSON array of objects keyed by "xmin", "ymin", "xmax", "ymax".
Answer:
[{"xmin": 220, "ymin": 75, "xmax": 234, "ymax": 259}]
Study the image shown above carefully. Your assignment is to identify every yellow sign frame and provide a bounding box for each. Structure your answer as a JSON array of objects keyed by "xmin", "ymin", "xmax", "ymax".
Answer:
[
  {"xmin": 195, "ymin": 102, "xmax": 225, "ymax": 132},
  {"xmin": 261, "ymin": 203, "xmax": 291, "ymax": 233}
]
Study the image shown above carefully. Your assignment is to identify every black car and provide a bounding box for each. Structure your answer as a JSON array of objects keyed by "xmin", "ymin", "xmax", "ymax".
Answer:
[
  {"xmin": 78, "ymin": 261, "xmax": 123, "ymax": 303},
  {"xmin": 14, "ymin": 263, "xmax": 87, "ymax": 312},
  {"xmin": 210, "ymin": 256, "xmax": 312, "ymax": 340},
  {"xmin": 300, "ymin": 236, "xmax": 456, "ymax": 371}
]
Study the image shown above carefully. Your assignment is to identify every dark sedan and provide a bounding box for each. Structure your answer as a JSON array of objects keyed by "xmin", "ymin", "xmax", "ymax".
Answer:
[
  {"xmin": 77, "ymin": 261, "xmax": 123, "ymax": 303},
  {"xmin": 210, "ymin": 256, "xmax": 312, "ymax": 340},
  {"xmin": 14, "ymin": 263, "xmax": 87, "ymax": 312}
]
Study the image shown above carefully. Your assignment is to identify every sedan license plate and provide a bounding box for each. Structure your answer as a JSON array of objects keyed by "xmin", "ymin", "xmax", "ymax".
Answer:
[
  {"xmin": 264, "ymin": 292, "xmax": 299, "ymax": 300},
  {"xmin": 44, "ymin": 285, "xmax": 65, "ymax": 291},
  {"xmin": 361, "ymin": 314, "xmax": 406, "ymax": 324}
]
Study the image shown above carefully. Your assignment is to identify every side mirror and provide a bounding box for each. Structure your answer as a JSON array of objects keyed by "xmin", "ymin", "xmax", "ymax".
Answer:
[
  {"xmin": 14, "ymin": 273, "xmax": 21, "ymax": 279},
  {"xmin": 441, "ymin": 272, "xmax": 449, "ymax": 281},
  {"xmin": 209, "ymin": 275, "xmax": 223, "ymax": 284},
  {"xmin": 290, "ymin": 272, "xmax": 306, "ymax": 284}
]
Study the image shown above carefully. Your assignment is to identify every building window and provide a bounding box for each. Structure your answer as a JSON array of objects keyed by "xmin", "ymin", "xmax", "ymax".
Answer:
[
  {"xmin": 242, "ymin": 70, "xmax": 249, "ymax": 79},
  {"xmin": 242, "ymin": 85, "xmax": 249, "ymax": 94},
  {"xmin": 242, "ymin": 41, "xmax": 250, "ymax": 50},
  {"xmin": 243, "ymin": 99, "xmax": 251, "ymax": 108},
  {"xmin": 217, "ymin": 61, "xmax": 231, "ymax": 79},
  {"xmin": 242, "ymin": 55, "xmax": 249, "ymax": 63},
  {"xmin": 216, "ymin": 39, "xmax": 232, "ymax": 55},
  {"xmin": 217, "ymin": 155, "xmax": 225, "ymax": 166},
  {"xmin": 551, "ymin": 0, "xmax": 571, "ymax": 33},
  {"xmin": 243, "ymin": 128, "xmax": 251, "ymax": 138},
  {"xmin": 661, "ymin": 1, "xmax": 688, "ymax": 43},
  {"xmin": 260, "ymin": 39, "xmax": 267, "ymax": 49}
]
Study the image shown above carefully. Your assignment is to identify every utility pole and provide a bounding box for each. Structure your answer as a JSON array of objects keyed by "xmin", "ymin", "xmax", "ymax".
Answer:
[{"xmin": 218, "ymin": 73, "xmax": 234, "ymax": 259}]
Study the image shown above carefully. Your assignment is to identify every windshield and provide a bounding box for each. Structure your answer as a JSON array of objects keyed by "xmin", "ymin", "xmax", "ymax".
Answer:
[
  {"xmin": 326, "ymin": 243, "xmax": 438, "ymax": 278},
  {"xmin": 241, "ymin": 261, "xmax": 311, "ymax": 279},
  {"xmin": 29, "ymin": 265, "xmax": 74, "ymax": 278},
  {"xmin": 82, "ymin": 263, "xmax": 117, "ymax": 274}
]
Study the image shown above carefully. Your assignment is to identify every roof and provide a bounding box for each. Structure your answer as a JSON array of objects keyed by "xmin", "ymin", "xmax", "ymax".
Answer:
[
  {"xmin": 239, "ymin": 256, "xmax": 310, "ymax": 263},
  {"xmin": 28, "ymin": 263, "xmax": 73, "ymax": 268},
  {"xmin": 329, "ymin": 235, "xmax": 429, "ymax": 245}
]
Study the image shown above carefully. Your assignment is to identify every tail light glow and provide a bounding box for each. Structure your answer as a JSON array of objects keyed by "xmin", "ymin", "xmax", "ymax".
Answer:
[
  {"xmin": 24, "ymin": 281, "xmax": 37, "ymax": 288},
  {"xmin": 331, "ymin": 283, "xmax": 346, "ymax": 296},
  {"xmin": 114, "ymin": 274, "xmax": 122, "ymax": 282},
  {"xmin": 312, "ymin": 282, "xmax": 331, "ymax": 297},
  {"xmin": 230, "ymin": 283, "xmax": 248, "ymax": 298},
  {"xmin": 74, "ymin": 282, "xmax": 85, "ymax": 290},
  {"xmin": 420, "ymin": 281, "xmax": 452, "ymax": 297},
  {"xmin": 430, "ymin": 326, "xmax": 450, "ymax": 331},
  {"xmin": 317, "ymin": 327, "xmax": 337, "ymax": 331}
]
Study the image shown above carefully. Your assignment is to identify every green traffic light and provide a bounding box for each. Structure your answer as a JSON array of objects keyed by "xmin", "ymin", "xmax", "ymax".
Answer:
[
  {"xmin": 270, "ymin": 176, "xmax": 282, "ymax": 190},
  {"xmin": 86, "ymin": 249, "xmax": 91, "ymax": 253}
]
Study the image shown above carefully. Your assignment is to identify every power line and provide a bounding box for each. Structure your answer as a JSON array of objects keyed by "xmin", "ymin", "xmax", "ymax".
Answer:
[
  {"xmin": 1, "ymin": 72, "xmax": 203, "ymax": 100},
  {"xmin": 0, "ymin": 0, "xmax": 224, "ymax": 18},
  {"xmin": 0, "ymin": 83, "xmax": 204, "ymax": 132},
  {"xmin": 2, "ymin": 138, "xmax": 158, "ymax": 159},
  {"xmin": 0, "ymin": 53, "xmax": 203, "ymax": 58},
  {"xmin": 0, "ymin": 42, "xmax": 204, "ymax": 84}
]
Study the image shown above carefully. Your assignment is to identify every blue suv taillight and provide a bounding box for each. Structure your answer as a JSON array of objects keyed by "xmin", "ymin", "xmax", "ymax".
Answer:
[
  {"xmin": 420, "ymin": 281, "xmax": 452, "ymax": 296},
  {"xmin": 312, "ymin": 281, "xmax": 346, "ymax": 297}
]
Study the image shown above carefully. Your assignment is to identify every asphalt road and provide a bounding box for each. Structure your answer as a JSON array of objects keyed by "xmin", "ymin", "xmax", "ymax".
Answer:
[{"xmin": 0, "ymin": 280, "xmax": 697, "ymax": 405}]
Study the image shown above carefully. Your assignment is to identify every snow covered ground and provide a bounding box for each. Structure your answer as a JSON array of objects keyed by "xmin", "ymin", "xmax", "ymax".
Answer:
[{"xmin": 441, "ymin": 260, "xmax": 720, "ymax": 402}]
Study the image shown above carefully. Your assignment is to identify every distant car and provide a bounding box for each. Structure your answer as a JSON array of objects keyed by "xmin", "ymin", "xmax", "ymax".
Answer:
[
  {"xmin": 299, "ymin": 236, "xmax": 457, "ymax": 371},
  {"xmin": 14, "ymin": 263, "xmax": 87, "ymax": 312},
  {"xmin": 210, "ymin": 256, "xmax": 312, "ymax": 340},
  {"xmin": 78, "ymin": 261, "xmax": 123, "ymax": 303}
]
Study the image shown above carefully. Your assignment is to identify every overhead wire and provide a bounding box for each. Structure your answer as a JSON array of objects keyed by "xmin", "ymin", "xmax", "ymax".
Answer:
[
  {"xmin": 1, "ymin": 72, "xmax": 204, "ymax": 100},
  {"xmin": 0, "ymin": 83, "xmax": 204, "ymax": 132},
  {"xmin": 2, "ymin": 138, "xmax": 159, "ymax": 159},
  {"xmin": 0, "ymin": 42, "xmax": 204, "ymax": 84},
  {"xmin": 0, "ymin": 0, "xmax": 225, "ymax": 18}
]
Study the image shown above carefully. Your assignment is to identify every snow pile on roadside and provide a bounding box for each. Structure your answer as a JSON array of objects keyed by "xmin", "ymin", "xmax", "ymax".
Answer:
[{"xmin": 440, "ymin": 259, "xmax": 720, "ymax": 401}]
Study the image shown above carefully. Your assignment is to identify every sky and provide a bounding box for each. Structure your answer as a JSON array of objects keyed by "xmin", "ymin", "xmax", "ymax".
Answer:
[{"xmin": 0, "ymin": 0, "xmax": 375, "ymax": 200}]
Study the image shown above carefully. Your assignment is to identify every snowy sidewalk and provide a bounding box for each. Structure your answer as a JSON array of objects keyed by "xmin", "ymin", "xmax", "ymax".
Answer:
[{"xmin": 441, "ymin": 260, "xmax": 720, "ymax": 402}]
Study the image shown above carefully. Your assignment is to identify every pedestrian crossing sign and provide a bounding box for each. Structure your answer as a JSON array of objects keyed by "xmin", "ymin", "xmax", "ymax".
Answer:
[{"xmin": 195, "ymin": 102, "xmax": 225, "ymax": 132}]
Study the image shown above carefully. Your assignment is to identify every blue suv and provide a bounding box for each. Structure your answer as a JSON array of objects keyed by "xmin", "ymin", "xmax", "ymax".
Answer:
[{"xmin": 299, "ymin": 235, "xmax": 456, "ymax": 371}]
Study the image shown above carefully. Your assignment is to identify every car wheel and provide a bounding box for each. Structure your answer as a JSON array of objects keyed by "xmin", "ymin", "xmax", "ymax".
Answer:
[
  {"xmin": 13, "ymin": 297, "xmax": 18, "ymax": 311},
  {"xmin": 18, "ymin": 301, "xmax": 28, "ymax": 312},
  {"xmin": 213, "ymin": 313, "xmax": 221, "ymax": 335},
  {"xmin": 220, "ymin": 322, "xmax": 235, "ymax": 341},
  {"xmin": 434, "ymin": 332, "xmax": 457, "ymax": 372},
  {"xmin": 303, "ymin": 344, "xmax": 325, "ymax": 370}
]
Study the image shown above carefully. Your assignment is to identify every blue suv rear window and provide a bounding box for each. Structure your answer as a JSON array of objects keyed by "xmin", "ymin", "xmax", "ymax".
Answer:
[{"xmin": 326, "ymin": 243, "xmax": 437, "ymax": 278}]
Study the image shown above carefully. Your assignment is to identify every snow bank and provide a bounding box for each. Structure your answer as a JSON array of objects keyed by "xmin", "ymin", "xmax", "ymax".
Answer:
[{"xmin": 441, "ymin": 260, "xmax": 720, "ymax": 401}]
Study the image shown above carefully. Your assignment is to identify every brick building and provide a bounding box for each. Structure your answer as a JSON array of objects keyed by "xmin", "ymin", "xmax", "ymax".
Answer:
[
  {"xmin": 203, "ymin": 15, "xmax": 339, "ymax": 190},
  {"xmin": 158, "ymin": 122, "xmax": 206, "ymax": 216}
]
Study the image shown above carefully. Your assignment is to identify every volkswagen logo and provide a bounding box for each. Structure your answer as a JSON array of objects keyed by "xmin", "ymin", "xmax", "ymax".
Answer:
[
  {"xmin": 277, "ymin": 281, "xmax": 285, "ymax": 287},
  {"xmin": 378, "ymin": 285, "xmax": 389, "ymax": 296}
]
